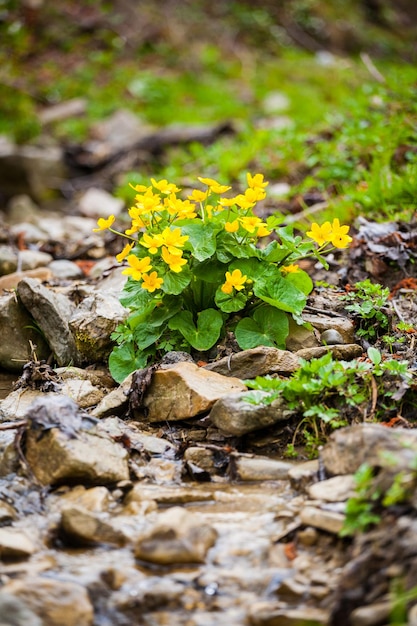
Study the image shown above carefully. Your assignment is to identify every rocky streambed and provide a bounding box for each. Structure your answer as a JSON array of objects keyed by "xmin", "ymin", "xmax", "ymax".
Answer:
[{"xmin": 1, "ymin": 196, "xmax": 417, "ymax": 625}]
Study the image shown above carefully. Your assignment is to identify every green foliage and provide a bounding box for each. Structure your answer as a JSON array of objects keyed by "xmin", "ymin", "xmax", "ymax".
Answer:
[
  {"xmin": 342, "ymin": 279, "xmax": 391, "ymax": 340},
  {"xmin": 246, "ymin": 349, "xmax": 413, "ymax": 456},
  {"xmin": 340, "ymin": 464, "xmax": 382, "ymax": 536}
]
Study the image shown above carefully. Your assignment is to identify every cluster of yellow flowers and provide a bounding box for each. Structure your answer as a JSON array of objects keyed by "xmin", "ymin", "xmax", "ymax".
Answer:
[{"xmin": 307, "ymin": 219, "xmax": 352, "ymax": 249}]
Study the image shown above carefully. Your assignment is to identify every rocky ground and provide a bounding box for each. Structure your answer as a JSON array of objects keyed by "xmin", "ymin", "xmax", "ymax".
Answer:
[{"xmin": 1, "ymin": 169, "xmax": 417, "ymax": 625}]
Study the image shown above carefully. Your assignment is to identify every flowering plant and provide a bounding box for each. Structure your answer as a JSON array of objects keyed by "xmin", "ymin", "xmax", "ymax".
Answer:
[{"xmin": 94, "ymin": 174, "xmax": 352, "ymax": 382}]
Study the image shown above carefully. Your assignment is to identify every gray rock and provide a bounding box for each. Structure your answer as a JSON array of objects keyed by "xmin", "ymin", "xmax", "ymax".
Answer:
[
  {"xmin": 0, "ymin": 244, "xmax": 19, "ymax": 275},
  {"xmin": 6, "ymin": 194, "xmax": 41, "ymax": 225},
  {"xmin": 14, "ymin": 249, "xmax": 53, "ymax": 271},
  {"xmin": 308, "ymin": 475, "xmax": 355, "ymax": 502},
  {"xmin": 68, "ymin": 292, "xmax": 128, "ymax": 363},
  {"xmin": 48, "ymin": 260, "xmax": 84, "ymax": 280},
  {"xmin": 0, "ymin": 292, "xmax": 49, "ymax": 372},
  {"xmin": 234, "ymin": 454, "xmax": 293, "ymax": 481},
  {"xmin": 1, "ymin": 576, "xmax": 94, "ymax": 626},
  {"xmin": 78, "ymin": 187, "xmax": 124, "ymax": 219},
  {"xmin": 204, "ymin": 346, "xmax": 299, "ymax": 379},
  {"xmin": 17, "ymin": 277, "xmax": 79, "ymax": 366},
  {"xmin": 288, "ymin": 460, "xmax": 319, "ymax": 491},
  {"xmin": 134, "ymin": 506, "xmax": 217, "ymax": 565},
  {"xmin": 321, "ymin": 329, "xmax": 345, "ymax": 345},
  {"xmin": 300, "ymin": 506, "xmax": 345, "ymax": 534},
  {"xmin": 350, "ymin": 602, "xmax": 391, "ymax": 626},
  {"xmin": 210, "ymin": 390, "xmax": 294, "ymax": 436}
]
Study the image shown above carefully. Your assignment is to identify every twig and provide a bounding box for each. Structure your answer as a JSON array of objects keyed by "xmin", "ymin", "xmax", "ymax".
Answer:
[
  {"xmin": 360, "ymin": 53, "xmax": 386, "ymax": 84},
  {"xmin": 0, "ymin": 420, "xmax": 26, "ymax": 430},
  {"xmin": 390, "ymin": 298, "xmax": 405, "ymax": 323}
]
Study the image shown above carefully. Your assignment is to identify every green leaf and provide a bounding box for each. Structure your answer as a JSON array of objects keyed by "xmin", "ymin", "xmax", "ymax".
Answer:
[
  {"xmin": 229, "ymin": 257, "xmax": 265, "ymax": 281},
  {"xmin": 192, "ymin": 259, "xmax": 228, "ymax": 283},
  {"xmin": 133, "ymin": 323, "xmax": 164, "ymax": 349},
  {"xmin": 254, "ymin": 268, "xmax": 307, "ymax": 315},
  {"xmin": 235, "ymin": 306, "xmax": 289, "ymax": 350},
  {"xmin": 120, "ymin": 280, "xmax": 154, "ymax": 309},
  {"xmin": 284, "ymin": 269, "xmax": 314, "ymax": 296},
  {"xmin": 367, "ymin": 346, "xmax": 382, "ymax": 365},
  {"xmin": 162, "ymin": 266, "xmax": 192, "ymax": 294},
  {"xmin": 168, "ymin": 308, "xmax": 223, "ymax": 350},
  {"xmin": 109, "ymin": 343, "xmax": 151, "ymax": 383},
  {"xmin": 215, "ymin": 286, "xmax": 247, "ymax": 313},
  {"xmin": 181, "ymin": 221, "xmax": 217, "ymax": 261}
]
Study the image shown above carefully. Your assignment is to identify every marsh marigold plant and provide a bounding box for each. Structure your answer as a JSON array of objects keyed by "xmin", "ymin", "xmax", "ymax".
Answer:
[{"xmin": 94, "ymin": 174, "xmax": 352, "ymax": 381}]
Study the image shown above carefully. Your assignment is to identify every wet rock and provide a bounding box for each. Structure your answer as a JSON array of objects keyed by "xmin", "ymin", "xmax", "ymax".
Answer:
[
  {"xmin": 133, "ymin": 457, "xmax": 182, "ymax": 484},
  {"xmin": 204, "ymin": 346, "xmax": 299, "ymax": 379},
  {"xmin": 234, "ymin": 454, "xmax": 293, "ymax": 481},
  {"xmin": 184, "ymin": 446, "xmax": 217, "ymax": 475},
  {"xmin": 0, "ymin": 592, "xmax": 42, "ymax": 626},
  {"xmin": 249, "ymin": 602, "xmax": 329, "ymax": 626},
  {"xmin": 24, "ymin": 396, "xmax": 129, "ymax": 486},
  {"xmin": 60, "ymin": 504, "xmax": 127, "ymax": 546},
  {"xmin": 0, "ymin": 528, "xmax": 36, "ymax": 559},
  {"xmin": 48, "ymin": 259, "xmax": 84, "ymax": 280},
  {"xmin": 125, "ymin": 483, "xmax": 216, "ymax": 506},
  {"xmin": 210, "ymin": 390, "xmax": 295, "ymax": 436},
  {"xmin": 78, "ymin": 187, "xmax": 124, "ymax": 219},
  {"xmin": 300, "ymin": 506, "xmax": 345, "ymax": 534},
  {"xmin": 296, "ymin": 344, "xmax": 363, "ymax": 361},
  {"xmin": 134, "ymin": 506, "xmax": 217, "ymax": 565},
  {"xmin": 308, "ymin": 475, "xmax": 355, "ymax": 502},
  {"xmin": 0, "ymin": 267, "xmax": 53, "ymax": 292},
  {"xmin": 112, "ymin": 576, "xmax": 186, "ymax": 615},
  {"xmin": 17, "ymin": 277, "xmax": 79, "ymax": 366},
  {"xmin": 288, "ymin": 460, "xmax": 319, "ymax": 491},
  {"xmin": 1, "ymin": 576, "xmax": 94, "ymax": 626},
  {"xmin": 142, "ymin": 362, "xmax": 246, "ymax": 422},
  {"xmin": 0, "ymin": 292, "xmax": 50, "ymax": 372},
  {"xmin": 0, "ymin": 500, "xmax": 17, "ymax": 524},
  {"xmin": 321, "ymin": 423, "xmax": 417, "ymax": 476},
  {"xmin": 54, "ymin": 485, "xmax": 112, "ymax": 513},
  {"xmin": 68, "ymin": 292, "xmax": 128, "ymax": 363}
]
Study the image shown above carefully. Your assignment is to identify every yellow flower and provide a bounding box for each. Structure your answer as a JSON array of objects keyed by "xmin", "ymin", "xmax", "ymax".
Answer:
[
  {"xmin": 198, "ymin": 177, "xmax": 231, "ymax": 194},
  {"xmin": 240, "ymin": 216, "xmax": 262, "ymax": 233},
  {"xmin": 161, "ymin": 247, "xmax": 187, "ymax": 272},
  {"xmin": 234, "ymin": 194, "xmax": 255, "ymax": 210},
  {"xmin": 244, "ymin": 187, "xmax": 266, "ymax": 203},
  {"xmin": 306, "ymin": 221, "xmax": 332, "ymax": 246},
  {"xmin": 225, "ymin": 220, "xmax": 239, "ymax": 233},
  {"xmin": 129, "ymin": 183, "xmax": 150, "ymax": 193},
  {"xmin": 256, "ymin": 224, "xmax": 271, "ymax": 237},
  {"xmin": 188, "ymin": 189, "xmax": 209, "ymax": 202},
  {"xmin": 221, "ymin": 269, "xmax": 247, "ymax": 294},
  {"xmin": 122, "ymin": 255, "xmax": 152, "ymax": 281},
  {"xmin": 161, "ymin": 227, "xmax": 189, "ymax": 256},
  {"xmin": 329, "ymin": 218, "xmax": 353, "ymax": 249},
  {"xmin": 150, "ymin": 178, "xmax": 181, "ymax": 194},
  {"xmin": 219, "ymin": 196, "xmax": 238, "ymax": 207},
  {"xmin": 93, "ymin": 215, "xmax": 115, "ymax": 232},
  {"xmin": 116, "ymin": 242, "xmax": 134, "ymax": 263},
  {"xmin": 164, "ymin": 195, "xmax": 197, "ymax": 219},
  {"xmin": 247, "ymin": 173, "xmax": 269, "ymax": 191},
  {"xmin": 141, "ymin": 271, "xmax": 163, "ymax": 293},
  {"xmin": 140, "ymin": 232, "xmax": 164, "ymax": 254},
  {"xmin": 281, "ymin": 264, "xmax": 300, "ymax": 274}
]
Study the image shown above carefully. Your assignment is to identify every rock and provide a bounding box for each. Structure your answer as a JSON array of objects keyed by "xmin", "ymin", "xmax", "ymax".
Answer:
[
  {"xmin": 9, "ymin": 222, "xmax": 48, "ymax": 244},
  {"xmin": 308, "ymin": 475, "xmax": 355, "ymax": 502},
  {"xmin": 0, "ymin": 528, "xmax": 36, "ymax": 559},
  {"xmin": 17, "ymin": 277, "xmax": 79, "ymax": 366},
  {"xmin": 0, "ymin": 267, "xmax": 52, "ymax": 292},
  {"xmin": 183, "ymin": 446, "xmax": 217, "ymax": 474},
  {"xmin": 54, "ymin": 485, "xmax": 112, "ymax": 513},
  {"xmin": 299, "ymin": 506, "xmax": 345, "ymax": 534},
  {"xmin": 91, "ymin": 373, "xmax": 132, "ymax": 418},
  {"xmin": 1, "ymin": 576, "xmax": 94, "ymax": 626},
  {"xmin": 0, "ymin": 244, "xmax": 19, "ymax": 275},
  {"xmin": 24, "ymin": 396, "xmax": 129, "ymax": 485},
  {"xmin": 38, "ymin": 97, "xmax": 87, "ymax": 125},
  {"xmin": 61, "ymin": 377, "xmax": 106, "ymax": 409},
  {"xmin": 321, "ymin": 423, "xmax": 417, "ymax": 476},
  {"xmin": 134, "ymin": 506, "xmax": 217, "ymax": 565},
  {"xmin": 68, "ymin": 292, "xmax": 128, "ymax": 363},
  {"xmin": 303, "ymin": 313, "xmax": 355, "ymax": 344},
  {"xmin": 0, "ymin": 389, "xmax": 45, "ymax": 421},
  {"xmin": 0, "ymin": 500, "xmax": 17, "ymax": 523},
  {"xmin": 210, "ymin": 390, "xmax": 295, "ymax": 436},
  {"xmin": 288, "ymin": 460, "xmax": 319, "ymax": 491},
  {"xmin": 249, "ymin": 602, "xmax": 329, "ymax": 626},
  {"xmin": 60, "ymin": 504, "xmax": 127, "ymax": 546},
  {"xmin": 350, "ymin": 602, "xmax": 391, "ymax": 626},
  {"xmin": 0, "ymin": 292, "xmax": 50, "ymax": 372},
  {"xmin": 204, "ymin": 346, "xmax": 299, "ymax": 379},
  {"xmin": 296, "ymin": 344, "xmax": 363, "ymax": 361},
  {"xmin": 262, "ymin": 91, "xmax": 290, "ymax": 113},
  {"xmin": 286, "ymin": 317, "xmax": 319, "ymax": 351},
  {"xmin": 141, "ymin": 362, "xmax": 247, "ymax": 422},
  {"xmin": 48, "ymin": 260, "xmax": 84, "ymax": 280},
  {"xmin": 126, "ymin": 483, "xmax": 216, "ymax": 506},
  {"xmin": 233, "ymin": 454, "xmax": 293, "ymax": 481},
  {"xmin": 6, "ymin": 194, "xmax": 41, "ymax": 225},
  {"xmin": 16, "ymin": 249, "xmax": 53, "ymax": 271},
  {"xmin": 0, "ymin": 592, "xmax": 42, "ymax": 626},
  {"xmin": 78, "ymin": 187, "xmax": 124, "ymax": 219},
  {"xmin": 409, "ymin": 603, "xmax": 417, "ymax": 626}
]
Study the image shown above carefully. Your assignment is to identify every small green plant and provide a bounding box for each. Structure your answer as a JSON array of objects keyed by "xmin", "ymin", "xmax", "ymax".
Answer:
[
  {"xmin": 246, "ymin": 348, "xmax": 413, "ymax": 456},
  {"xmin": 94, "ymin": 174, "xmax": 352, "ymax": 382},
  {"xmin": 340, "ymin": 463, "xmax": 382, "ymax": 536},
  {"xmin": 342, "ymin": 279, "xmax": 391, "ymax": 340}
]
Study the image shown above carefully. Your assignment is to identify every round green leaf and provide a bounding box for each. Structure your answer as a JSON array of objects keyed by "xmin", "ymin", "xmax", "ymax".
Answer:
[
  {"xmin": 235, "ymin": 306, "xmax": 289, "ymax": 350},
  {"xmin": 168, "ymin": 308, "xmax": 223, "ymax": 351}
]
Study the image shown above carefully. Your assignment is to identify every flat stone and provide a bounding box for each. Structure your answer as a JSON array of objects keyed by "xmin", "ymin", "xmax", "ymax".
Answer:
[
  {"xmin": 299, "ymin": 506, "xmax": 345, "ymax": 534},
  {"xmin": 296, "ymin": 344, "xmax": 363, "ymax": 360},
  {"xmin": 91, "ymin": 372, "xmax": 132, "ymax": 418},
  {"xmin": 142, "ymin": 361, "xmax": 246, "ymax": 422},
  {"xmin": 126, "ymin": 483, "xmax": 216, "ymax": 506},
  {"xmin": 288, "ymin": 460, "xmax": 319, "ymax": 491},
  {"xmin": 1, "ymin": 576, "xmax": 94, "ymax": 626},
  {"xmin": 0, "ymin": 267, "xmax": 52, "ymax": 292},
  {"xmin": 234, "ymin": 454, "xmax": 293, "ymax": 481},
  {"xmin": 0, "ymin": 528, "xmax": 36, "ymax": 559},
  {"xmin": 303, "ymin": 313, "xmax": 355, "ymax": 344},
  {"xmin": 60, "ymin": 505, "xmax": 127, "ymax": 546},
  {"xmin": 249, "ymin": 602, "xmax": 329, "ymax": 626},
  {"xmin": 210, "ymin": 390, "xmax": 295, "ymax": 436},
  {"xmin": 134, "ymin": 506, "xmax": 217, "ymax": 565},
  {"xmin": 204, "ymin": 346, "xmax": 299, "ymax": 379},
  {"xmin": 350, "ymin": 602, "xmax": 391, "ymax": 626},
  {"xmin": 0, "ymin": 389, "xmax": 45, "ymax": 421},
  {"xmin": 308, "ymin": 475, "xmax": 355, "ymax": 502}
]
